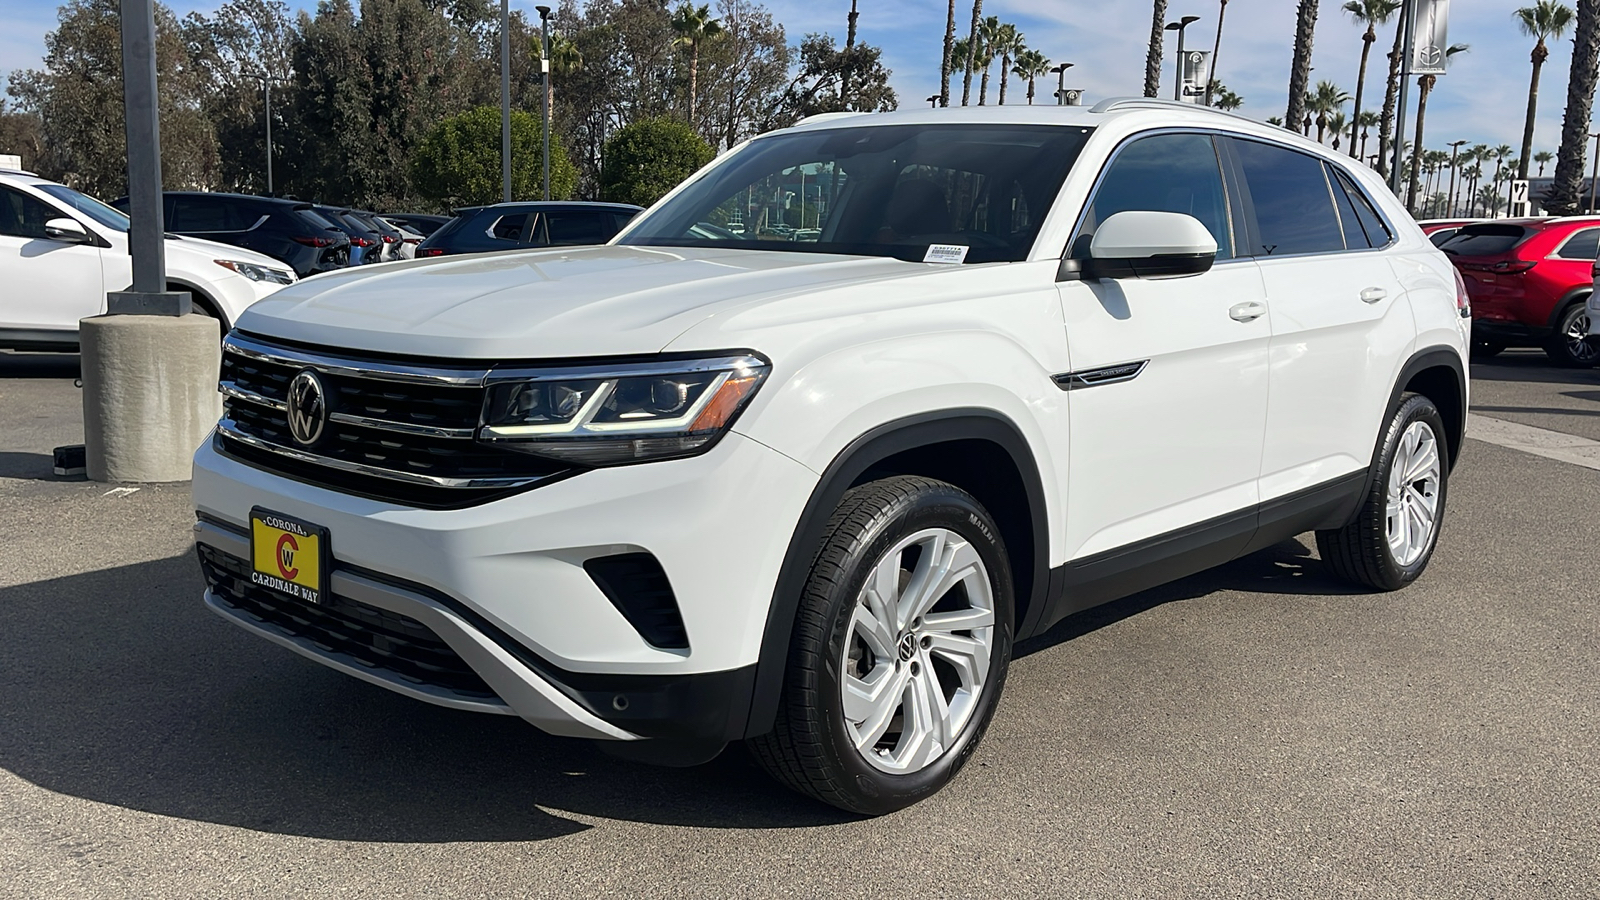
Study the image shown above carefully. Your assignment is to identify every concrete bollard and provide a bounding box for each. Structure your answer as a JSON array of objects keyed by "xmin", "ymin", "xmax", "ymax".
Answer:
[{"xmin": 80, "ymin": 314, "xmax": 222, "ymax": 483}]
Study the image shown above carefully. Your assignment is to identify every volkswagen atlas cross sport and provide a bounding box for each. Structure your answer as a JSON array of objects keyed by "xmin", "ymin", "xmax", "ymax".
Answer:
[{"xmin": 192, "ymin": 100, "xmax": 1470, "ymax": 815}]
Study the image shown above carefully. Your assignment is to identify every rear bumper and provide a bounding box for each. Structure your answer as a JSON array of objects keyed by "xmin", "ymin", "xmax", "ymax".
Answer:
[{"xmin": 1470, "ymin": 318, "xmax": 1549, "ymax": 344}]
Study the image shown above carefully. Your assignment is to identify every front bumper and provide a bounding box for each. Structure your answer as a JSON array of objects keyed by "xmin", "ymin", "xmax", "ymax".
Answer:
[{"xmin": 191, "ymin": 429, "xmax": 818, "ymax": 742}]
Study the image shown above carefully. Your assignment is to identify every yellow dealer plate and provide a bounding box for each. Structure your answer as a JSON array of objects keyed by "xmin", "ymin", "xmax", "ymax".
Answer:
[{"xmin": 250, "ymin": 508, "xmax": 328, "ymax": 604}]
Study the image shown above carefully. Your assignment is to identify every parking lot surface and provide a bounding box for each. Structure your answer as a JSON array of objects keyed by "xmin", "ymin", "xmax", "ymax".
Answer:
[{"xmin": 1, "ymin": 348, "xmax": 1596, "ymax": 899}]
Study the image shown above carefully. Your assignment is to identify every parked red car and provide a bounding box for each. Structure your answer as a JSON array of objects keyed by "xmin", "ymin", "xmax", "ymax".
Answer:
[
  {"xmin": 1418, "ymin": 218, "xmax": 1483, "ymax": 248},
  {"xmin": 1440, "ymin": 217, "xmax": 1600, "ymax": 366}
]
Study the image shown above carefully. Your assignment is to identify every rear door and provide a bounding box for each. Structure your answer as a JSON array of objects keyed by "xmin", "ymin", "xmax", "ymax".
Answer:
[
  {"xmin": 544, "ymin": 209, "xmax": 621, "ymax": 246},
  {"xmin": 1223, "ymin": 136, "xmax": 1411, "ymax": 505},
  {"xmin": 0, "ymin": 185, "xmax": 106, "ymax": 334}
]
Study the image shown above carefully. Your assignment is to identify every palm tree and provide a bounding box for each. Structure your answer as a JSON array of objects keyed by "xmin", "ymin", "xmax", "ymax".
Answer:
[
  {"xmin": 1286, "ymin": 0, "xmax": 1320, "ymax": 131},
  {"xmin": 1495, "ymin": 144, "xmax": 1518, "ymax": 212},
  {"xmin": 1536, "ymin": 149, "xmax": 1555, "ymax": 175},
  {"xmin": 533, "ymin": 32, "xmax": 583, "ymax": 128},
  {"xmin": 1215, "ymin": 87, "xmax": 1244, "ymax": 110},
  {"xmin": 1461, "ymin": 163, "xmax": 1482, "ymax": 215},
  {"xmin": 1267, "ymin": 115, "xmax": 1286, "ymax": 126},
  {"xmin": 1327, "ymin": 112, "xmax": 1350, "ymax": 150},
  {"xmin": 1307, "ymin": 80, "xmax": 1350, "ymax": 144},
  {"xmin": 1356, "ymin": 110, "xmax": 1380, "ymax": 159},
  {"xmin": 1551, "ymin": 0, "xmax": 1600, "ymax": 212},
  {"xmin": 1376, "ymin": 10, "xmax": 1406, "ymax": 176},
  {"xmin": 1406, "ymin": 43, "xmax": 1469, "ymax": 214},
  {"xmin": 1146, "ymin": 0, "xmax": 1169, "ymax": 98},
  {"xmin": 1011, "ymin": 49, "xmax": 1052, "ymax": 105},
  {"xmin": 1476, "ymin": 183, "xmax": 1507, "ymax": 217},
  {"xmin": 940, "ymin": 0, "xmax": 957, "ymax": 106},
  {"xmin": 1516, "ymin": 2, "xmax": 1576, "ymax": 179},
  {"xmin": 1343, "ymin": 1, "xmax": 1402, "ymax": 159},
  {"xmin": 990, "ymin": 22, "xmax": 1024, "ymax": 105},
  {"xmin": 670, "ymin": 3, "xmax": 723, "ymax": 125},
  {"xmin": 962, "ymin": 0, "xmax": 984, "ymax": 106},
  {"xmin": 975, "ymin": 16, "xmax": 1001, "ymax": 105},
  {"xmin": 1206, "ymin": 0, "xmax": 1229, "ymax": 106},
  {"xmin": 841, "ymin": 0, "xmax": 860, "ymax": 108}
]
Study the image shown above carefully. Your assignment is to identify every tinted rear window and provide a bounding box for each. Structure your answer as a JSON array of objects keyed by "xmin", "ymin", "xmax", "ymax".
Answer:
[
  {"xmin": 1556, "ymin": 227, "xmax": 1600, "ymax": 260},
  {"xmin": 1439, "ymin": 225, "xmax": 1530, "ymax": 257},
  {"xmin": 1232, "ymin": 138, "xmax": 1345, "ymax": 256}
]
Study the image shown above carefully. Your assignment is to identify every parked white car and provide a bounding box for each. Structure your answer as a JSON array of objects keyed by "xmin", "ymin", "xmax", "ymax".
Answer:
[
  {"xmin": 191, "ymin": 101, "xmax": 1470, "ymax": 814},
  {"xmin": 0, "ymin": 169, "xmax": 294, "ymax": 351}
]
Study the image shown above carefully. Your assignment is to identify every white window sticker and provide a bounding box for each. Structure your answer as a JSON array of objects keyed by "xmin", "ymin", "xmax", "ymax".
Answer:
[{"xmin": 923, "ymin": 244, "xmax": 969, "ymax": 265}]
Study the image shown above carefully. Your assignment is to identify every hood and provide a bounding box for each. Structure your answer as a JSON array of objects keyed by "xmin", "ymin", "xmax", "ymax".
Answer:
[
  {"xmin": 164, "ymin": 233, "xmax": 291, "ymax": 272},
  {"xmin": 233, "ymin": 245, "xmax": 917, "ymax": 359}
]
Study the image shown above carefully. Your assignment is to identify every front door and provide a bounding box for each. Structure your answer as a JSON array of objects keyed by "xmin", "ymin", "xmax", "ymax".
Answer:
[
  {"xmin": 1056, "ymin": 132, "xmax": 1271, "ymax": 596},
  {"xmin": 0, "ymin": 186, "xmax": 105, "ymax": 336}
]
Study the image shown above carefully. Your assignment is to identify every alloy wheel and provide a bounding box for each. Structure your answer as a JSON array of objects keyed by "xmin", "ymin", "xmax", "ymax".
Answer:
[
  {"xmin": 1385, "ymin": 420, "xmax": 1442, "ymax": 568},
  {"xmin": 840, "ymin": 527, "xmax": 995, "ymax": 775},
  {"xmin": 1564, "ymin": 308, "xmax": 1599, "ymax": 364}
]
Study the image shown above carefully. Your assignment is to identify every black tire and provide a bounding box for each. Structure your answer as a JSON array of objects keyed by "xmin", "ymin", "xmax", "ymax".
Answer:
[
  {"xmin": 748, "ymin": 476, "xmax": 1014, "ymax": 815},
  {"xmin": 1469, "ymin": 339, "xmax": 1508, "ymax": 360},
  {"xmin": 1542, "ymin": 302, "xmax": 1600, "ymax": 368},
  {"xmin": 1317, "ymin": 393, "xmax": 1450, "ymax": 591}
]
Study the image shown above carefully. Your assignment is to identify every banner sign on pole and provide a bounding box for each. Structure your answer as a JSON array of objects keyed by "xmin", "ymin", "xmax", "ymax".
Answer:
[
  {"xmin": 1179, "ymin": 50, "xmax": 1211, "ymax": 104},
  {"xmin": 1410, "ymin": 0, "xmax": 1451, "ymax": 76}
]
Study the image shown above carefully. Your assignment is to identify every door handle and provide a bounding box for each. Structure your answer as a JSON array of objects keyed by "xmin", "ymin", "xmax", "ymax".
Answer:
[
  {"xmin": 1360, "ymin": 287, "xmax": 1388, "ymax": 304},
  {"xmin": 1229, "ymin": 301, "xmax": 1266, "ymax": 322}
]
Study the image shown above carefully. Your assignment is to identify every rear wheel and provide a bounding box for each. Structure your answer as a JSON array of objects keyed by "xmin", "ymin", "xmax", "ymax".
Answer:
[
  {"xmin": 749, "ymin": 476, "xmax": 1013, "ymax": 815},
  {"xmin": 1543, "ymin": 302, "xmax": 1600, "ymax": 368}
]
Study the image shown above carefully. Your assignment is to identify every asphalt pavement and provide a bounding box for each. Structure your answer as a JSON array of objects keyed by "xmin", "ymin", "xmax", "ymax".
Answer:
[{"xmin": 1, "ymin": 347, "xmax": 1596, "ymax": 899}]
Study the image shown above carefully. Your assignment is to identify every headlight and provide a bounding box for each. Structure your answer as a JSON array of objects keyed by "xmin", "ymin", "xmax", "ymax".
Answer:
[
  {"xmin": 214, "ymin": 259, "xmax": 296, "ymax": 285},
  {"xmin": 478, "ymin": 355, "xmax": 769, "ymax": 465}
]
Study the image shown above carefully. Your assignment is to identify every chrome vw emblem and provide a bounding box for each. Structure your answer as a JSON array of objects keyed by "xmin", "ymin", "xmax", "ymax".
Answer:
[{"xmin": 285, "ymin": 369, "xmax": 328, "ymax": 446}]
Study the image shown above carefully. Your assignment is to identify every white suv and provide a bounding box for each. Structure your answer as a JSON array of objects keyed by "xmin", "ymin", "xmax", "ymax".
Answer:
[
  {"xmin": 191, "ymin": 101, "xmax": 1469, "ymax": 814},
  {"xmin": 0, "ymin": 170, "xmax": 294, "ymax": 351}
]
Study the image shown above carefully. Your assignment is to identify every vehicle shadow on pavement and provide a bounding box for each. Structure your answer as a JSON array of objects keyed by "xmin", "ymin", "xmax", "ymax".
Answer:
[
  {"xmin": 0, "ymin": 553, "xmax": 849, "ymax": 842},
  {"xmin": 0, "ymin": 452, "xmax": 68, "ymax": 480},
  {"xmin": 1470, "ymin": 353, "xmax": 1600, "ymax": 386},
  {"xmin": 1017, "ymin": 538, "xmax": 1358, "ymax": 659}
]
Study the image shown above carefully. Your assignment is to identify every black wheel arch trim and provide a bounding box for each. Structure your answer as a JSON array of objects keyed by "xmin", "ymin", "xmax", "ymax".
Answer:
[
  {"xmin": 1350, "ymin": 345, "xmax": 1466, "ymax": 526},
  {"xmin": 1547, "ymin": 285, "xmax": 1594, "ymax": 330},
  {"xmin": 164, "ymin": 278, "xmax": 231, "ymax": 330},
  {"xmin": 743, "ymin": 408, "xmax": 1051, "ymax": 740}
]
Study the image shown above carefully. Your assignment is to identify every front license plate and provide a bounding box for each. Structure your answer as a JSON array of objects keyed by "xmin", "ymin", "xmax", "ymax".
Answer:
[{"xmin": 250, "ymin": 508, "xmax": 328, "ymax": 604}]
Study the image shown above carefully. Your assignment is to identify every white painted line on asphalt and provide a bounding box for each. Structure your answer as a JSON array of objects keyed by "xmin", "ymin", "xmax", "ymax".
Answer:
[
  {"xmin": 1467, "ymin": 414, "xmax": 1600, "ymax": 472},
  {"xmin": 101, "ymin": 487, "xmax": 140, "ymax": 498}
]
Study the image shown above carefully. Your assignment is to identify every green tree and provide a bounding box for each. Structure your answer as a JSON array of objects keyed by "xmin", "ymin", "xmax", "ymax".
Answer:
[
  {"xmin": 1343, "ymin": 0, "xmax": 1401, "ymax": 159},
  {"xmin": 1535, "ymin": 149, "xmax": 1555, "ymax": 175},
  {"xmin": 1550, "ymin": 0, "xmax": 1600, "ymax": 213},
  {"xmin": 771, "ymin": 33, "xmax": 896, "ymax": 125},
  {"xmin": 1286, "ymin": 0, "xmax": 1320, "ymax": 132},
  {"xmin": 0, "ymin": 98, "xmax": 44, "ymax": 171},
  {"xmin": 1306, "ymin": 79, "xmax": 1350, "ymax": 143},
  {"xmin": 1145, "ymin": 0, "xmax": 1167, "ymax": 98},
  {"xmin": 671, "ymin": 3, "xmax": 723, "ymax": 127},
  {"xmin": 1515, "ymin": 2, "xmax": 1575, "ymax": 179},
  {"xmin": 412, "ymin": 105, "xmax": 576, "ymax": 208},
  {"xmin": 1010, "ymin": 48, "xmax": 1051, "ymax": 105},
  {"xmin": 598, "ymin": 116, "xmax": 714, "ymax": 207},
  {"xmin": 988, "ymin": 21, "xmax": 1023, "ymax": 105}
]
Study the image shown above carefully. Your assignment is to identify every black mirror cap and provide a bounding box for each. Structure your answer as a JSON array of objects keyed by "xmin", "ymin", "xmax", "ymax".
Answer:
[{"xmin": 1059, "ymin": 252, "xmax": 1216, "ymax": 282}]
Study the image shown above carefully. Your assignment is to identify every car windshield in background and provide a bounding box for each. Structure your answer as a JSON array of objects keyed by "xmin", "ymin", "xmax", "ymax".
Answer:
[
  {"xmin": 38, "ymin": 184, "xmax": 130, "ymax": 232},
  {"xmin": 619, "ymin": 123, "xmax": 1095, "ymax": 264},
  {"xmin": 1439, "ymin": 224, "xmax": 1530, "ymax": 257}
]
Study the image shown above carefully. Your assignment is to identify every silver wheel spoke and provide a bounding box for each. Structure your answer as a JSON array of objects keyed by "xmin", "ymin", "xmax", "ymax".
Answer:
[
  {"xmin": 849, "ymin": 601, "xmax": 896, "ymax": 660},
  {"xmin": 848, "ymin": 664, "xmax": 910, "ymax": 751},
  {"xmin": 1403, "ymin": 440, "xmax": 1439, "ymax": 485},
  {"xmin": 900, "ymin": 665, "xmax": 948, "ymax": 770},
  {"xmin": 925, "ymin": 631, "xmax": 990, "ymax": 688},
  {"xmin": 1386, "ymin": 420, "xmax": 1443, "ymax": 567},
  {"xmin": 898, "ymin": 536, "xmax": 981, "ymax": 630}
]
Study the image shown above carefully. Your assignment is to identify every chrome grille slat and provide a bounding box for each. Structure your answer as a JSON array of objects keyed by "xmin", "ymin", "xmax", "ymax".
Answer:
[
  {"xmin": 217, "ymin": 420, "xmax": 543, "ymax": 489},
  {"xmin": 223, "ymin": 333, "xmax": 491, "ymax": 386}
]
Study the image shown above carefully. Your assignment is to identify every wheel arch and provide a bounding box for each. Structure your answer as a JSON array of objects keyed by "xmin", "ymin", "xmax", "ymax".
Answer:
[
  {"xmin": 164, "ymin": 278, "xmax": 231, "ymax": 330},
  {"xmin": 1347, "ymin": 346, "xmax": 1466, "ymax": 531},
  {"xmin": 742, "ymin": 408, "xmax": 1050, "ymax": 740},
  {"xmin": 1546, "ymin": 284, "xmax": 1593, "ymax": 330}
]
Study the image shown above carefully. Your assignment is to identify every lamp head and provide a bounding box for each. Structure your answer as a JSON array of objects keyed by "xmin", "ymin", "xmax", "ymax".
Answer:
[{"xmin": 535, "ymin": 5, "xmax": 551, "ymax": 17}]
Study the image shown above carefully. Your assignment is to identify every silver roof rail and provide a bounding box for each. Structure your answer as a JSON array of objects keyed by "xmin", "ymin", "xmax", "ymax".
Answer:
[{"xmin": 1087, "ymin": 96, "xmax": 1273, "ymax": 128}]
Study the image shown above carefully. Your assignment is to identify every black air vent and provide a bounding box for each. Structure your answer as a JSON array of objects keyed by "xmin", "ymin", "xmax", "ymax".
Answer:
[{"xmin": 584, "ymin": 553, "xmax": 689, "ymax": 650}]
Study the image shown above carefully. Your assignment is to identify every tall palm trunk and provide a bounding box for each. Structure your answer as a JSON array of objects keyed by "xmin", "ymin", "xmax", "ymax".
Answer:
[
  {"xmin": 979, "ymin": 60, "xmax": 991, "ymax": 105},
  {"xmin": 1145, "ymin": 0, "xmax": 1168, "ymax": 98},
  {"xmin": 1285, "ymin": 0, "xmax": 1318, "ymax": 130},
  {"xmin": 1519, "ymin": 39, "xmax": 1549, "ymax": 179},
  {"xmin": 1407, "ymin": 75, "xmax": 1434, "ymax": 214},
  {"xmin": 1205, "ymin": 0, "xmax": 1228, "ymax": 105},
  {"xmin": 841, "ymin": 0, "xmax": 858, "ymax": 110},
  {"xmin": 689, "ymin": 41, "xmax": 700, "ymax": 124},
  {"xmin": 998, "ymin": 51, "xmax": 1012, "ymax": 104},
  {"xmin": 1350, "ymin": 22, "xmax": 1376, "ymax": 159},
  {"xmin": 962, "ymin": 0, "xmax": 983, "ymax": 105},
  {"xmin": 1376, "ymin": 15, "xmax": 1404, "ymax": 177},
  {"xmin": 1552, "ymin": 0, "xmax": 1600, "ymax": 213},
  {"xmin": 940, "ymin": 0, "xmax": 955, "ymax": 107},
  {"xmin": 1026, "ymin": 76, "xmax": 1036, "ymax": 105}
]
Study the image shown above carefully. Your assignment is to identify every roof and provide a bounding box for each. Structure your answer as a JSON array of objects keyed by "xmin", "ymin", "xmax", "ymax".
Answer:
[{"xmin": 452, "ymin": 201, "xmax": 645, "ymax": 214}]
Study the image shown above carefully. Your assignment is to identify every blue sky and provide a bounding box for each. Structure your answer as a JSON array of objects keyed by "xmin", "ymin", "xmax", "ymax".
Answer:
[{"xmin": 0, "ymin": 0, "xmax": 1579, "ymax": 159}]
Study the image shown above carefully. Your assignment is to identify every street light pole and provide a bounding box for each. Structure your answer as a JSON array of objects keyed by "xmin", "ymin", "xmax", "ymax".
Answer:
[
  {"xmin": 1165, "ymin": 16, "xmax": 1201, "ymax": 102},
  {"xmin": 500, "ymin": 0, "xmax": 510, "ymax": 203},
  {"xmin": 1447, "ymin": 139, "xmax": 1467, "ymax": 218},
  {"xmin": 263, "ymin": 77, "xmax": 273, "ymax": 196},
  {"xmin": 537, "ymin": 6, "xmax": 552, "ymax": 202},
  {"xmin": 1051, "ymin": 62, "xmax": 1073, "ymax": 105}
]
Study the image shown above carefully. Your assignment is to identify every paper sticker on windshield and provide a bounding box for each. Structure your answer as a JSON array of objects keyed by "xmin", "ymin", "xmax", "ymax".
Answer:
[{"xmin": 923, "ymin": 244, "xmax": 969, "ymax": 265}]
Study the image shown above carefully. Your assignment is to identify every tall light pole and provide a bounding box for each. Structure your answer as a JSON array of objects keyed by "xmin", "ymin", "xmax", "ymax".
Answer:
[
  {"xmin": 1446, "ymin": 139, "xmax": 1467, "ymax": 218},
  {"xmin": 537, "ymin": 6, "xmax": 552, "ymax": 202},
  {"xmin": 1051, "ymin": 62, "xmax": 1073, "ymax": 105},
  {"xmin": 1589, "ymin": 132, "xmax": 1600, "ymax": 215},
  {"xmin": 500, "ymin": 0, "xmax": 511, "ymax": 203},
  {"xmin": 262, "ymin": 76, "xmax": 274, "ymax": 195},
  {"xmin": 1165, "ymin": 15, "xmax": 1201, "ymax": 102}
]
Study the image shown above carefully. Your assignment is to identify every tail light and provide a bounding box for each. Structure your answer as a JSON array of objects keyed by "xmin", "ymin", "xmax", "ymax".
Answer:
[
  {"xmin": 1491, "ymin": 260, "xmax": 1536, "ymax": 274},
  {"xmin": 382, "ymin": 234, "xmax": 398, "ymax": 243},
  {"xmin": 351, "ymin": 236, "xmax": 375, "ymax": 247},
  {"xmin": 418, "ymin": 247, "xmax": 446, "ymax": 257},
  {"xmin": 1453, "ymin": 268, "xmax": 1471, "ymax": 318},
  {"xmin": 293, "ymin": 235, "xmax": 336, "ymax": 247}
]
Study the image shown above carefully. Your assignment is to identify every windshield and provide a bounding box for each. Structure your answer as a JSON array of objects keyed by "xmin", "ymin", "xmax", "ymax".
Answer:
[
  {"xmin": 620, "ymin": 123, "xmax": 1095, "ymax": 264},
  {"xmin": 38, "ymin": 184, "xmax": 131, "ymax": 232}
]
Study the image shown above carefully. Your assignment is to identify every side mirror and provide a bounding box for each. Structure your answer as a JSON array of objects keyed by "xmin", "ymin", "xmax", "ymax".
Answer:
[
  {"xmin": 1067, "ymin": 210, "xmax": 1218, "ymax": 281},
  {"xmin": 44, "ymin": 217, "xmax": 92, "ymax": 244}
]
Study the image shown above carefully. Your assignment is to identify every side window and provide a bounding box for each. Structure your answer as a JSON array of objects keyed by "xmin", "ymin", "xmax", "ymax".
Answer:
[
  {"xmin": 1075, "ymin": 132, "xmax": 1233, "ymax": 260},
  {"xmin": 1333, "ymin": 169, "xmax": 1392, "ymax": 248},
  {"xmin": 1328, "ymin": 163, "xmax": 1370, "ymax": 250},
  {"xmin": 170, "ymin": 196, "xmax": 233, "ymax": 232},
  {"xmin": 488, "ymin": 213, "xmax": 530, "ymax": 242},
  {"xmin": 1232, "ymin": 139, "xmax": 1345, "ymax": 256},
  {"xmin": 1557, "ymin": 228, "xmax": 1600, "ymax": 260},
  {"xmin": 546, "ymin": 211, "xmax": 615, "ymax": 246},
  {"xmin": 0, "ymin": 187, "xmax": 58, "ymax": 240}
]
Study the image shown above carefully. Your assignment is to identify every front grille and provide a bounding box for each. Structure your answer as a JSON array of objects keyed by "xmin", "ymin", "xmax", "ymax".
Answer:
[
  {"xmin": 217, "ymin": 333, "xmax": 566, "ymax": 507},
  {"xmin": 198, "ymin": 542, "xmax": 498, "ymax": 700}
]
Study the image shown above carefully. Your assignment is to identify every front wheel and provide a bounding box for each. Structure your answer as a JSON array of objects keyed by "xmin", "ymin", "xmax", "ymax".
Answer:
[
  {"xmin": 1543, "ymin": 303, "xmax": 1600, "ymax": 368},
  {"xmin": 749, "ymin": 476, "xmax": 1014, "ymax": 815},
  {"xmin": 1317, "ymin": 394, "xmax": 1449, "ymax": 591}
]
